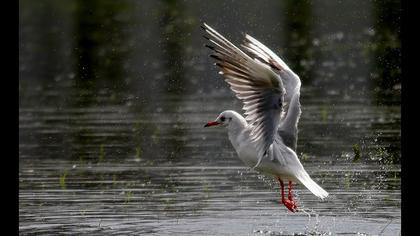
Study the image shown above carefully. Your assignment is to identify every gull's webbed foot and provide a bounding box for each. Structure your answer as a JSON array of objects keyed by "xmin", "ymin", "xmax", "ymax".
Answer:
[{"xmin": 282, "ymin": 199, "xmax": 298, "ymax": 213}]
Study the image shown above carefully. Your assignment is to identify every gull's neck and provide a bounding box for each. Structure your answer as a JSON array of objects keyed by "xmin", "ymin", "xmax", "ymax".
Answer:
[{"xmin": 227, "ymin": 113, "xmax": 249, "ymax": 150}]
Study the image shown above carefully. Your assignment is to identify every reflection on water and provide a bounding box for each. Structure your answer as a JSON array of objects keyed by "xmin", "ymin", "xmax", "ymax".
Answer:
[
  {"xmin": 74, "ymin": 0, "xmax": 130, "ymax": 83},
  {"xmin": 370, "ymin": 0, "xmax": 401, "ymax": 104},
  {"xmin": 19, "ymin": 0, "xmax": 400, "ymax": 235},
  {"xmin": 284, "ymin": 0, "xmax": 313, "ymax": 81},
  {"xmin": 159, "ymin": 0, "xmax": 193, "ymax": 95}
]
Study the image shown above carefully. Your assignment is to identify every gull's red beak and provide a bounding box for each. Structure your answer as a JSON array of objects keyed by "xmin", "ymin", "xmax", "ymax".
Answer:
[{"xmin": 204, "ymin": 121, "xmax": 220, "ymax": 127}]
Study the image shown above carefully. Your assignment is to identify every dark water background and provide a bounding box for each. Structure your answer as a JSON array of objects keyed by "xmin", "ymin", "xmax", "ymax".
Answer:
[{"xmin": 19, "ymin": 0, "xmax": 401, "ymax": 235}]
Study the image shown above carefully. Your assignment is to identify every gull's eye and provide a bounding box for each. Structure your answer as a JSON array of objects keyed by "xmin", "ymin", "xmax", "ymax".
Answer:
[{"xmin": 220, "ymin": 116, "xmax": 226, "ymax": 122}]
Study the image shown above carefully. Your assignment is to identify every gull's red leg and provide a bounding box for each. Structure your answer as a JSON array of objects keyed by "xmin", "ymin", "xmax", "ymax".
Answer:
[
  {"xmin": 277, "ymin": 177, "xmax": 296, "ymax": 212},
  {"xmin": 277, "ymin": 177, "xmax": 285, "ymax": 201},
  {"xmin": 287, "ymin": 181, "xmax": 297, "ymax": 210},
  {"xmin": 288, "ymin": 181, "xmax": 293, "ymax": 201}
]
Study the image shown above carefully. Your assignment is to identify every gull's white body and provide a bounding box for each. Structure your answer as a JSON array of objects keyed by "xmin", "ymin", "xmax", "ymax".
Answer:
[
  {"xmin": 202, "ymin": 23, "xmax": 328, "ymax": 201},
  {"xmin": 225, "ymin": 110, "xmax": 327, "ymax": 199}
]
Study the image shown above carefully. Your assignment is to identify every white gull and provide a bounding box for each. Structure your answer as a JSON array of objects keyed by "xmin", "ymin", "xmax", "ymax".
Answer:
[{"xmin": 202, "ymin": 23, "xmax": 328, "ymax": 212}]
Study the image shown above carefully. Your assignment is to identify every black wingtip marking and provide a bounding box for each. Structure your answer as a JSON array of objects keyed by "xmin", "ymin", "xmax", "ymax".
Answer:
[
  {"xmin": 202, "ymin": 35, "xmax": 210, "ymax": 41},
  {"xmin": 209, "ymin": 54, "xmax": 220, "ymax": 60},
  {"xmin": 205, "ymin": 44, "xmax": 214, "ymax": 50}
]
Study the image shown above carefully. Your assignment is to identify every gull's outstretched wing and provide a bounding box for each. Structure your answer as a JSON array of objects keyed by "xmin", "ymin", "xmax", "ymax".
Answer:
[
  {"xmin": 242, "ymin": 34, "xmax": 301, "ymax": 106},
  {"xmin": 241, "ymin": 34, "xmax": 302, "ymax": 151},
  {"xmin": 202, "ymin": 23, "xmax": 285, "ymax": 167}
]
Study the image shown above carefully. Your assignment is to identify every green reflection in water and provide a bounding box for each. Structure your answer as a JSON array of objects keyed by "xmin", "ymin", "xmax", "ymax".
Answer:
[
  {"xmin": 352, "ymin": 143, "xmax": 361, "ymax": 162},
  {"xmin": 154, "ymin": 0, "xmax": 194, "ymax": 163},
  {"xmin": 59, "ymin": 170, "xmax": 68, "ymax": 190},
  {"xmin": 369, "ymin": 0, "xmax": 401, "ymax": 104},
  {"xmin": 74, "ymin": 0, "xmax": 130, "ymax": 83},
  {"xmin": 284, "ymin": 0, "xmax": 314, "ymax": 83},
  {"xmin": 70, "ymin": 0, "xmax": 134, "ymax": 163},
  {"xmin": 159, "ymin": 0, "xmax": 194, "ymax": 94}
]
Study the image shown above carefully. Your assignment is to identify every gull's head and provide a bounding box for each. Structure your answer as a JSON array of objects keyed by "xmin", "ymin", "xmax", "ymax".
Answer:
[{"xmin": 204, "ymin": 110, "xmax": 237, "ymax": 128}]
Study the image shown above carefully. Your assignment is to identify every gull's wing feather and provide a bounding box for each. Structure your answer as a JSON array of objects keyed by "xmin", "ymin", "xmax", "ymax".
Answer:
[
  {"xmin": 278, "ymin": 88, "xmax": 301, "ymax": 151},
  {"xmin": 242, "ymin": 34, "xmax": 302, "ymax": 150},
  {"xmin": 242, "ymin": 34, "xmax": 290, "ymax": 72},
  {"xmin": 242, "ymin": 34, "xmax": 301, "ymax": 105},
  {"xmin": 202, "ymin": 23, "xmax": 285, "ymax": 167}
]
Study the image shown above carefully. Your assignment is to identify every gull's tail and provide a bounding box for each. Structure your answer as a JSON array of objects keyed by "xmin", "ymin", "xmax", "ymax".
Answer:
[{"xmin": 296, "ymin": 173, "xmax": 328, "ymax": 199}]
